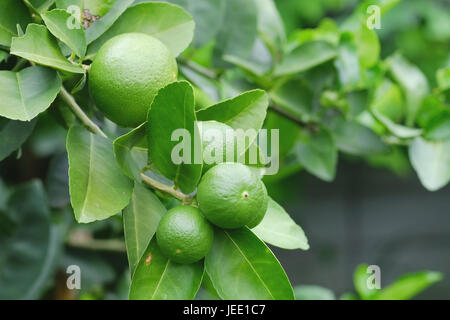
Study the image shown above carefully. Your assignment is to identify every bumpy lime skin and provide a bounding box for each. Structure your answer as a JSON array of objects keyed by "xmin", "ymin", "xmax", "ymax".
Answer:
[
  {"xmin": 89, "ymin": 33, "xmax": 177, "ymax": 127},
  {"xmin": 156, "ymin": 206, "xmax": 214, "ymax": 264},
  {"xmin": 197, "ymin": 163, "xmax": 269, "ymax": 229},
  {"xmin": 246, "ymin": 180, "xmax": 268, "ymax": 228},
  {"xmin": 198, "ymin": 120, "xmax": 237, "ymax": 173}
]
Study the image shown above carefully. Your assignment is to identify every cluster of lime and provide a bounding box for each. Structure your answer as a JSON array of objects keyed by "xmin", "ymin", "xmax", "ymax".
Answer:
[
  {"xmin": 157, "ymin": 162, "xmax": 268, "ymax": 264},
  {"xmin": 89, "ymin": 33, "xmax": 268, "ymax": 264}
]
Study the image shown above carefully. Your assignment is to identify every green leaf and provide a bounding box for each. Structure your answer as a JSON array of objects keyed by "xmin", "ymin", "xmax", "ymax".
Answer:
[
  {"xmin": 55, "ymin": 0, "xmax": 82, "ymax": 10},
  {"xmin": 129, "ymin": 239, "xmax": 204, "ymax": 300},
  {"xmin": 256, "ymin": 0, "xmax": 286, "ymax": 53},
  {"xmin": 292, "ymin": 127, "xmax": 337, "ymax": 181},
  {"xmin": 252, "ymin": 198, "xmax": 309, "ymax": 250},
  {"xmin": 270, "ymin": 80, "xmax": 315, "ymax": 122},
  {"xmin": 374, "ymin": 271, "xmax": 442, "ymax": 300},
  {"xmin": 87, "ymin": 2, "xmax": 194, "ymax": 58},
  {"xmin": 24, "ymin": 0, "xmax": 55, "ymax": 13},
  {"xmin": 124, "ymin": 182, "xmax": 166, "ymax": 275},
  {"xmin": 42, "ymin": 9, "xmax": 87, "ymax": 58},
  {"xmin": 347, "ymin": 90, "xmax": 369, "ymax": 118},
  {"xmin": 372, "ymin": 109, "xmax": 423, "ymax": 139},
  {"xmin": 85, "ymin": 0, "xmax": 135, "ymax": 44},
  {"xmin": 436, "ymin": 67, "xmax": 450, "ymax": 92},
  {"xmin": 196, "ymin": 89, "xmax": 269, "ymax": 146},
  {"xmin": 0, "ymin": 30, "xmax": 11, "ymax": 47},
  {"xmin": 416, "ymin": 95, "xmax": 450, "ymax": 129},
  {"xmin": 0, "ymin": 50, "xmax": 8, "ymax": 63},
  {"xmin": 56, "ymin": 0, "xmax": 116, "ymax": 16},
  {"xmin": 239, "ymin": 140, "xmax": 269, "ymax": 169},
  {"xmin": 334, "ymin": 35, "xmax": 360, "ymax": 90},
  {"xmin": 371, "ymin": 79, "xmax": 404, "ymax": 122},
  {"xmin": 294, "ymin": 285, "xmax": 335, "ymax": 300},
  {"xmin": 354, "ymin": 24, "xmax": 380, "ymax": 68},
  {"xmin": 70, "ymin": 72, "xmax": 86, "ymax": 94},
  {"xmin": 212, "ymin": 0, "xmax": 258, "ymax": 67},
  {"xmin": 0, "ymin": 66, "xmax": 62, "ymax": 121},
  {"xmin": 67, "ymin": 126, "xmax": 133, "ymax": 223},
  {"xmin": 180, "ymin": 64, "xmax": 221, "ymax": 104},
  {"xmin": 147, "ymin": 81, "xmax": 202, "ymax": 194},
  {"xmin": 0, "ymin": 118, "xmax": 37, "ymax": 161},
  {"xmin": 168, "ymin": 0, "xmax": 225, "ymax": 48},
  {"xmin": 425, "ymin": 116, "xmax": 450, "ymax": 141},
  {"xmin": 288, "ymin": 19, "xmax": 339, "ymax": 48},
  {"xmin": 0, "ymin": 181, "xmax": 61, "ymax": 299},
  {"xmin": 409, "ymin": 137, "xmax": 450, "ymax": 191},
  {"xmin": 205, "ymin": 227, "xmax": 295, "ymax": 300},
  {"xmin": 10, "ymin": 24, "xmax": 85, "ymax": 74},
  {"xmin": 114, "ymin": 123, "xmax": 148, "ymax": 181},
  {"xmin": 274, "ymin": 41, "xmax": 337, "ymax": 76},
  {"xmin": 370, "ymin": 79, "xmax": 422, "ymax": 139},
  {"xmin": 0, "ymin": 0, "xmax": 31, "ymax": 47},
  {"xmin": 223, "ymin": 38, "xmax": 273, "ymax": 77},
  {"xmin": 388, "ymin": 54, "xmax": 429, "ymax": 126},
  {"xmin": 264, "ymin": 111, "xmax": 300, "ymax": 157},
  {"xmin": 331, "ymin": 118, "xmax": 388, "ymax": 156}
]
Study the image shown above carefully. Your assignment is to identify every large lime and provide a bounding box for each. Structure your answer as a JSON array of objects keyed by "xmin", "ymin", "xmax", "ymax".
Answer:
[
  {"xmin": 89, "ymin": 33, "xmax": 177, "ymax": 127},
  {"xmin": 197, "ymin": 163, "xmax": 268, "ymax": 229},
  {"xmin": 156, "ymin": 205, "xmax": 213, "ymax": 264}
]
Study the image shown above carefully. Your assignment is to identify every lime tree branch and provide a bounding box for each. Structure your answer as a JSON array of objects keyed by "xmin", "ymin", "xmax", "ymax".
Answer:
[
  {"xmin": 59, "ymin": 86, "xmax": 108, "ymax": 138},
  {"xmin": 178, "ymin": 58, "xmax": 219, "ymax": 79},
  {"xmin": 270, "ymin": 103, "xmax": 319, "ymax": 130},
  {"xmin": 67, "ymin": 229, "xmax": 126, "ymax": 252},
  {"xmin": 17, "ymin": 60, "xmax": 105, "ymax": 137},
  {"xmin": 178, "ymin": 60, "xmax": 319, "ymax": 129},
  {"xmin": 140, "ymin": 172, "xmax": 194, "ymax": 205}
]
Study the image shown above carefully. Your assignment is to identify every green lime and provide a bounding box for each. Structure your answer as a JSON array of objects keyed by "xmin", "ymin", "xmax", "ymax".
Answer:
[
  {"xmin": 156, "ymin": 205, "xmax": 214, "ymax": 264},
  {"xmin": 197, "ymin": 163, "xmax": 268, "ymax": 229},
  {"xmin": 198, "ymin": 121, "xmax": 236, "ymax": 173},
  {"xmin": 89, "ymin": 33, "xmax": 177, "ymax": 127}
]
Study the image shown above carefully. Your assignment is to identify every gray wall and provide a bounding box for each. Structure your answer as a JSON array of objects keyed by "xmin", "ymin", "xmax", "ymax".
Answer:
[{"xmin": 271, "ymin": 161, "xmax": 450, "ymax": 299}]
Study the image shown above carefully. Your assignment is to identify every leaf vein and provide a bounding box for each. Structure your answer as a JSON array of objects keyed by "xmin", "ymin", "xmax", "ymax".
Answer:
[{"xmin": 224, "ymin": 231, "xmax": 275, "ymax": 299}]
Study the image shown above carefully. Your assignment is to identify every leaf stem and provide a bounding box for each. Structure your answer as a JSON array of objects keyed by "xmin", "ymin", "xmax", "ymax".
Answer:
[
  {"xmin": 67, "ymin": 230, "xmax": 126, "ymax": 252},
  {"xmin": 179, "ymin": 60, "xmax": 319, "ymax": 130},
  {"xmin": 179, "ymin": 59, "xmax": 219, "ymax": 79},
  {"xmin": 140, "ymin": 172, "xmax": 193, "ymax": 205},
  {"xmin": 12, "ymin": 58, "xmax": 29, "ymax": 72},
  {"xmin": 59, "ymin": 86, "xmax": 108, "ymax": 138},
  {"xmin": 269, "ymin": 103, "xmax": 319, "ymax": 130}
]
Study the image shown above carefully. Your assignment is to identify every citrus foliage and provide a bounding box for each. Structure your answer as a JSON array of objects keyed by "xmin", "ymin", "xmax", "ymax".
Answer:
[{"xmin": 0, "ymin": 0, "xmax": 447, "ymax": 300}]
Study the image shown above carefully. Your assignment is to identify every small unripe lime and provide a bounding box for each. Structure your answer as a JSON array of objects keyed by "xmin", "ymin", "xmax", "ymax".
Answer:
[
  {"xmin": 197, "ymin": 163, "xmax": 268, "ymax": 229},
  {"xmin": 156, "ymin": 205, "xmax": 213, "ymax": 264},
  {"xmin": 89, "ymin": 33, "xmax": 177, "ymax": 127}
]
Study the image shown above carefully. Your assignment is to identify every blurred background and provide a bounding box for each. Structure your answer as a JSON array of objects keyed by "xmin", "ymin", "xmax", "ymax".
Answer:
[
  {"xmin": 271, "ymin": 160, "xmax": 450, "ymax": 299},
  {"xmin": 268, "ymin": 0, "xmax": 450, "ymax": 299},
  {"xmin": 266, "ymin": 0, "xmax": 450, "ymax": 300},
  {"xmin": 0, "ymin": 0, "xmax": 449, "ymax": 299}
]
